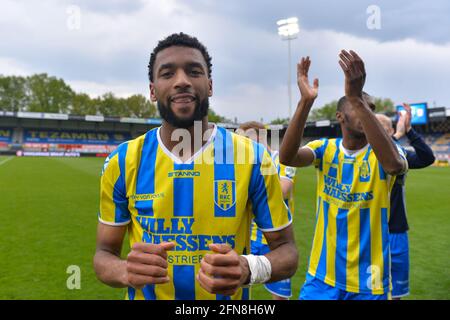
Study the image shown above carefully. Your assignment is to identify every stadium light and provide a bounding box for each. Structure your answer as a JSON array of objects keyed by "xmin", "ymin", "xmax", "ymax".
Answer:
[{"xmin": 277, "ymin": 17, "xmax": 299, "ymax": 119}]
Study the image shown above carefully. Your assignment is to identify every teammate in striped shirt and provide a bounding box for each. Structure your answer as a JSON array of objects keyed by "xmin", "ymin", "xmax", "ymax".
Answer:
[
  {"xmin": 237, "ymin": 121, "xmax": 297, "ymax": 300},
  {"xmin": 280, "ymin": 52, "xmax": 408, "ymax": 299}
]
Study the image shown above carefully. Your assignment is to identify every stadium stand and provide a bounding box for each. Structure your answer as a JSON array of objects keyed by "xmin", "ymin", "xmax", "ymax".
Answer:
[{"xmin": 1, "ymin": 107, "xmax": 449, "ymax": 165}]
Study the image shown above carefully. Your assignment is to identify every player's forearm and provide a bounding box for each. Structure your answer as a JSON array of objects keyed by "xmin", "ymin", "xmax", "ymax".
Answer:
[
  {"xmin": 265, "ymin": 241, "xmax": 298, "ymax": 282},
  {"xmin": 407, "ymin": 130, "xmax": 436, "ymax": 167},
  {"xmin": 350, "ymin": 97, "xmax": 405, "ymax": 175},
  {"xmin": 279, "ymin": 98, "xmax": 314, "ymax": 166},
  {"xmin": 93, "ymin": 249, "xmax": 129, "ymax": 288}
]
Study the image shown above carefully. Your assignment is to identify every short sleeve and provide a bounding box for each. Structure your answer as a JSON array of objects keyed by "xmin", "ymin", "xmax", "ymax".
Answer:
[
  {"xmin": 249, "ymin": 142, "xmax": 292, "ymax": 232},
  {"xmin": 99, "ymin": 144, "xmax": 131, "ymax": 226},
  {"xmin": 279, "ymin": 162, "xmax": 297, "ymax": 182},
  {"xmin": 305, "ymin": 139, "xmax": 328, "ymax": 166}
]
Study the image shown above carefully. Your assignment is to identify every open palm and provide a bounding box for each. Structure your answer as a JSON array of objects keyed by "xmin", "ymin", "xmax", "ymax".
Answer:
[{"xmin": 297, "ymin": 56, "xmax": 319, "ymax": 100}]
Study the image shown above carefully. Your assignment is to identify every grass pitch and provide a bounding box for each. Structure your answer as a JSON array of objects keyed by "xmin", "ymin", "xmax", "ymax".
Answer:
[{"xmin": 0, "ymin": 155, "xmax": 448, "ymax": 299}]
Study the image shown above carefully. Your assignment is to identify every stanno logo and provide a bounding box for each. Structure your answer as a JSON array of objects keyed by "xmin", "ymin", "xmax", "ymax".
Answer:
[{"xmin": 168, "ymin": 170, "xmax": 201, "ymax": 178}]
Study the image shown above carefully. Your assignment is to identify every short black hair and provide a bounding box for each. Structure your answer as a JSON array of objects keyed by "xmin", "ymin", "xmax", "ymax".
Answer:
[
  {"xmin": 148, "ymin": 32, "xmax": 213, "ymax": 82},
  {"xmin": 337, "ymin": 92, "xmax": 374, "ymax": 112},
  {"xmin": 337, "ymin": 96, "xmax": 348, "ymax": 112}
]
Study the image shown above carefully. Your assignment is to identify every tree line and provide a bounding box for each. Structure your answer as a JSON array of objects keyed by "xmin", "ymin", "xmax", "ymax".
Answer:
[
  {"xmin": 270, "ymin": 97, "xmax": 395, "ymax": 125},
  {"xmin": 0, "ymin": 73, "xmax": 230, "ymax": 122}
]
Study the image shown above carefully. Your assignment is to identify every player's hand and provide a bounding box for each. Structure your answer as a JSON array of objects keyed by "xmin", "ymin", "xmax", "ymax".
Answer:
[
  {"xmin": 126, "ymin": 241, "xmax": 175, "ymax": 289},
  {"xmin": 395, "ymin": 111, "xmax": 407, "ymax": 139},
  {"xmin": 339, "ymin": 50, "xmax": 366, "ymax": 99},
  {"xmin": 197, "ymin": 243, "xmax": 250, "ymax": 296},
  {"xmin": 297, "ymin": 56, "xmax": 319, "ymax": 101},
  {"xmin": 402, "ymin": 103, "xmax": 412, "ymax": 132}
]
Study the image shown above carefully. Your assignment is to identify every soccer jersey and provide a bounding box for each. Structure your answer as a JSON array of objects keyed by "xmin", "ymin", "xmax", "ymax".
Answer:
[
  {"xmin": 99, "ymin": 125, "xmax": 291, "ymax": 300},
  {"xmin": 305, "ymin": 138, "xmax": 406, "ymax": 295},
  {"xmin": 251, "ymin": 151, "xmax": 296, "ymax": 245}
]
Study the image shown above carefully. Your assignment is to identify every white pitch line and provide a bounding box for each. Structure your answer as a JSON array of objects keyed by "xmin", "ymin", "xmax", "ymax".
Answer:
[{"xmin": 0, "ymin": 156, "xmax": 13, "ymax": 167}]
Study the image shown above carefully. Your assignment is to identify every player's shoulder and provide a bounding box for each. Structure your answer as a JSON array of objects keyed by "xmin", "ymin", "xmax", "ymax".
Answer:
[
  {"xmin": 106, "ymin": 128, "xmax": 156, "ymax": 162},
  {"xmin": 227, "ymin": 128, "xmax": 259, "ymax": 150}
]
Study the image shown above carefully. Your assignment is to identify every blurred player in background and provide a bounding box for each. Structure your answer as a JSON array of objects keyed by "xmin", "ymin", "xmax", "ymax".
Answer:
[
  {"xmin": 237, "ymin": 121, "xmax": 297, "ymax": 300},
  {"xmin": 376, "ymin": 104, "xmax": 435, "ymax": 299},
  {"xmin": 93, "ymin": 32, "xmax": 298, "ymax": 300},
  {"xmin": 280, "ymin": 51, "xmax": 408, "ymax": 300}
]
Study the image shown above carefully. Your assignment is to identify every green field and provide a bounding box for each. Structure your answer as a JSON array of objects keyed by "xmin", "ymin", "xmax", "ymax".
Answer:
[{"xmin": 0, "ymin": 155, "xmax": 448, "ymax": 300}]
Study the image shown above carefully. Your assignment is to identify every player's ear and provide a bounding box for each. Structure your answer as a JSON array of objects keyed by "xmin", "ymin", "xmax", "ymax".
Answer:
[
  {"xmin": 150, "ymin": 83, "xmax": 157, "ymax": 102},
  {"xmin": 336, "ymin": 111, "xmax": 344, "ymax": 124},
  {"xmin": 208, "ymin": 78, "xmax": 213, "ymax": 97}
]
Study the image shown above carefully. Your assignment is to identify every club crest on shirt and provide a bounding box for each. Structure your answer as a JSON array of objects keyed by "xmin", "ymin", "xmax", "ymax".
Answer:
[
  {"xmin": 359, "ymin": 160, "xmax": 371, "ymax": 179},
  {"xmin": 214, "ymin": 180, "xmax": 236, "ymax": 211}
]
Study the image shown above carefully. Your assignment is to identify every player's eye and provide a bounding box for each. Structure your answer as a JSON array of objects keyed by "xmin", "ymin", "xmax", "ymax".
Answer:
[{"xmin": 189, "ymin": 69, "xmax": 203, "ymax": 76}]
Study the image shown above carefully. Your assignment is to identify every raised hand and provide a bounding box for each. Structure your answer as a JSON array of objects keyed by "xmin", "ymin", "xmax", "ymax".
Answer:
[
  {"xmin": 126, "ymin": 242, "xmax": 175, "ymax": 289},
  {"xmin": 395, "ymin": 111, "xmax": 407, "ymax": 139},
  {"xmin": 402, "ymin": 103, "xmax": 413, "ymax": 132},
  {"xmin": 339, "ymin": 50, "xmax": 366, "ymax": 98},
  {"xmin": 197, "ymin": 243, "xmax": 249, "ymax": 296},
  {"xmin": 297, "ymin": 56, "xmax": 319, "ymax": 101}
]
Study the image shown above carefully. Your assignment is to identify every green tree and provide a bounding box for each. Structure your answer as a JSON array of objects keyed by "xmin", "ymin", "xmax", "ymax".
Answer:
[
  {"xmin": 26, "ymin": 74, "xmax": 74, "ymax": 113},
  {"xmin": 97, "ymin": 92, "xmax": 128, "ymax": 117},
  {"xmin": 270, "ymin": 117, "xmax": 290, "ymax": 125},
  {"xmin": 71, "ymin": 93, "xmax": 97, "ymax": 115},
  {"xmin": 126, "ymin": 94, "xmax": 157, "ymax": 118},
  {"xmin": 372, "ymin": 97, "xmax": 395, "ymax": 113},
  {"xmin": 310, "ymin": 100, "xmax": 338, "ymax": 121},
  {"xmin": 0, "ymin": 75, "xmax": 28, "ymax": 112},
  {"xmin": 208, "ymin": 108, "xmax": 230, "ymax": 123}
]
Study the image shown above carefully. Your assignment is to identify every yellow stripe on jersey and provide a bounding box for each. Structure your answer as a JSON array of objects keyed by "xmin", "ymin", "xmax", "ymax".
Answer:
[
  {"xmin": 99, "ymin": 125, "xmax": 291, "ymax": 300},
  {"xmin": 250, "ymin": 151, "xmax": 296, "ymax": 245},
  {"xmin": 305, "ymin": 138, "xmax": 406, "ymax": 295}
]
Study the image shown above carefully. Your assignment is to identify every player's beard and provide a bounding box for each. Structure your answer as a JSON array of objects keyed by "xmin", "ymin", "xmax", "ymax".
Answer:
[{"xmin": 157, "ymin": 95, "xmax": 209, "ymax": 129}]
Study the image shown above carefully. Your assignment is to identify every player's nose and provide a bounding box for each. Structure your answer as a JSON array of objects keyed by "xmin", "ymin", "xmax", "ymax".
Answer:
[{"xmin": 173, "ymin": 70, "xmax": 192, "ymax": 90}]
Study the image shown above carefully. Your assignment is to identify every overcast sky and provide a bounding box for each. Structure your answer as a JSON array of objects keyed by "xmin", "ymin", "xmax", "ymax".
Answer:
[{"xmin": 1, "ymin": 0, "xmax": 449, "ymax": 122}]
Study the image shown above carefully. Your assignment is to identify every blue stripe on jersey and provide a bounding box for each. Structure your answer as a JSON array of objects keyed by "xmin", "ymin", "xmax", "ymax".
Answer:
[
  {"xmin": 378, "ymin": 162, "xmax": 386, "ymax": 180},
  {"xmin": 128, "ymin": 287, "xmax": 135, "ymax": 300},
  {"xmin": 359, "ymin": 208, "xmax": 372, "ymax": 292},
  {"xmin": 359, "ymin": 147, "xmax": 371, "ymax": 182},
  {"xmin": 381, "ymin": 207, "xmax": 390, "ymax": 291},
  {"xmin": 113, "ymin": 142, "xmax": 130, "ymax": 223},
  {"xmin": 214, "ymin": 127, "xmax": 236, "ymax": 217},
  {"xmin": 135, "ymin": 130, "xmax": 158, "ymax": 216},
  {"xmin": 335, "ymin": 208, "xmax": 348, "ymax": 287},
  {"xmin": 318, "ymin": 139, "xmax": 329, "ymax": 172},
  {"xmin": 216, "ymin": 294, "xmax": 231, "ymax": 300},
  {"xmin": 327, "ymin": 139, "xmax": 340, "ymax": 178},
  {"xmin": 242, "ymin": 287, "xmax": 250, "ymax": 300},
  {"xmin": 249, "ymin": 141, "xmax": 274, "ymax": 230},
  {"xmin": 173, "ymin": 163, "xmax": 194, "ymax": 217},
  {"xmin": 285, "ymin": 199, "xmax": 292, "ymax": 222},
  {"xmin": 173, "ymin": 265, "xmax": 195, "ymax": 300},
  {"xmin": 142, "ymin": 284, "xmax": 156, "ymax": 300},
  {"xmin": 316, "ymin": 200, "xmax": 330, "ymax": 277},
  {"xmin": 342, "ymin": 155, "xmax": 354, "ymax": 185}
]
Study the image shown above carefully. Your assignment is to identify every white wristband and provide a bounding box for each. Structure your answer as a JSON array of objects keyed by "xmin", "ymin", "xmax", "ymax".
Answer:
[{"xmin": 241, "ymin": 254, "xmax": 272, "ymax": 285}]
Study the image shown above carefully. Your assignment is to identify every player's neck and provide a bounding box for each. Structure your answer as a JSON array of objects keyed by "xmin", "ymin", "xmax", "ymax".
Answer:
[
  {"xmin": 342, "ymin": 133, "xmax": 368, "ymax": 151},
  {"xmin": 160, "ymin": 117, "xmax": 213, "ymax": 161}
]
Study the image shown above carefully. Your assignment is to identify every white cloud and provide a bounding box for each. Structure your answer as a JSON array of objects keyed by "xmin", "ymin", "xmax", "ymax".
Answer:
[{"xmin": 1, "ymin": 0, "xmax": 449, "ymax": 122}]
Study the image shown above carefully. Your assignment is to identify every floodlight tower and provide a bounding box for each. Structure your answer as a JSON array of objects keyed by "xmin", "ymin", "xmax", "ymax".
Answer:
[{"xmin": 277, "ymin": 17, "xmax": 299, "ymax": 119}]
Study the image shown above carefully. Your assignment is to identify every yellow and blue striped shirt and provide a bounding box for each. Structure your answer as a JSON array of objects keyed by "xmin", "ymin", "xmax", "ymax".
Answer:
[
  {"xmin": 305, "ymin": 138, "xmax": 406, "ymax": 295},
  {"xmin": 99, "ymin": 125, "xmax": 292, "ymax": 300},
  {"xmin": 251, "ymin": 151, "xmax": 296, "ymax": 245}
]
